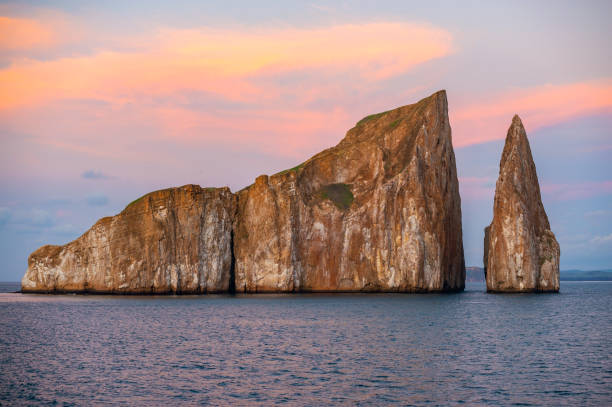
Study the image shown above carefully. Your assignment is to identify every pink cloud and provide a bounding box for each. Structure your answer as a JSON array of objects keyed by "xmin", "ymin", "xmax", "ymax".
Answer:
[
  {"xmin": 541, "ymin": 180, "xmax": 612, "ymax": 201},
  {"xmin": 149, "ymin": 105, "xmax": 352, "ymax": 157},
  {"xmin": 0, "ymin": 16, "xmax": 56, "ymax": 51},
  {"xmin": 0, "ymin": 11, "xmax": 86, "ymax": 56},
  {"xmin": 0, "ymin": 20, "xmax": 453, "ymax": 164},
  {"xmin": 458, "ymin": 177, "xmax": 612, "ymax": 203},
  {"xmin": 451, "ymin": 79, "xmax": 612, "ymax": 147}
]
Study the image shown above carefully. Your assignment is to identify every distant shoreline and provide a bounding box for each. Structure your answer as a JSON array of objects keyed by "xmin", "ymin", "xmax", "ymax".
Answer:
[
  {"xmin": 465, "ymin": 267, "xmax": 612, "ymax": 283},
  {"xmin": 2, "ymin": 277, "xmax": 612, "ymax": 296}
]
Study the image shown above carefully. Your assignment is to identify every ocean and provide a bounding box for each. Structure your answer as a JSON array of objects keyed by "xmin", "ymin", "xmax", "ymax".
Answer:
[{"xmin": 0, "ymin": 282, "xmax": 610, "ymax": 406}]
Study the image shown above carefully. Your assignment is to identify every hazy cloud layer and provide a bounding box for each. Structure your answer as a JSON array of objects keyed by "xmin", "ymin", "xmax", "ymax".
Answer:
[
  {"xmin": 86, "ymin": 194, "xmax": 109, "ymax": 206},
  {"xmin": 82, "ymin": 170, "xmax": 112, "ymax": 180},
  {"xmin": 0, "ymin": 207, "xmax": 9, "ymax": 227}
]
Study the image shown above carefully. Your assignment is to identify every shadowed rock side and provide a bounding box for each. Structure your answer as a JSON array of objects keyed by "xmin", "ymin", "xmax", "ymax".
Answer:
[
  {"xmin": 484, "ymin": 115, "xmax": 560, "ymax": 293},
  {"xmin": 22, "ymin": 185, "xmax": 236, "ymax": 293},
  {"xmin": 234, "ymin": 90, "xmax": 465, "ymax": 292}
]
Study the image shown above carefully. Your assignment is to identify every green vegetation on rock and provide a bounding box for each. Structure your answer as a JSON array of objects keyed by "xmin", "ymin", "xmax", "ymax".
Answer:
[
  {"xmin": 356, "ymin": 110, "xmax": 392, "ymax": 126},
  {"xmin": 274, "ymin": 162, "xmax": 306, "ymax": 176},
  {"xmin": 126, "ymin": 195, "xmax": 146, "ymax": 208},
  {"xmin": 125, "ymin": 188, "xmax": 173, "ymax": 209},
  {"xmin": 237, "ymin": 184, "xmax": 253, "ymax": 194},
  {"xmin": 319, "ymin": 183, "xmax": 354, "ymax": 210},
  {"xmin": 388, "ymin": 119, "xmax": 402, "ymax": 130}
]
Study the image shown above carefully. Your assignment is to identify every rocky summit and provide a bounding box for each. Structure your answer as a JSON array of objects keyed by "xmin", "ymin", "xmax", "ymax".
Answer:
[
  {"xmin": 22, "ymin": 90, "xmax": 465, "ymax": 294},
  {"xmin": 234, "ymin": 90, "xmax": 465, "ymax": 292},
  {"xmin": 484, "ymin": 115, "xmax": 560, "ymax": 293}
]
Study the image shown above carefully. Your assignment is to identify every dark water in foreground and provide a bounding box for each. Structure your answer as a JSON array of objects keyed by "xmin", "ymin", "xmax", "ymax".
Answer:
[{"xmin": 0, "ymin": 282, "xmax": 610, "ymax": 406}]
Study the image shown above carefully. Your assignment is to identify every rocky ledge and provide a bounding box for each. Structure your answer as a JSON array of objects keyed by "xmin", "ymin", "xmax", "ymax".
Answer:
[{"xmin": 22, "ymin": 90, "xmax": 465, "ymax": 294}]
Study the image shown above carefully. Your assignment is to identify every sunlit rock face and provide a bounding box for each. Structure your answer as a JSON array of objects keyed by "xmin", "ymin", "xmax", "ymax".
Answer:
[
  {"xmin": 234, "ymin": 90, "xmax": 465, "ymax": 292},
  {"xmin": 484, "ymin": 115, "xmax": 560, "ymax": 293},
  {"xmin": 22, "ymin": 91, "xmax": 465, "ymax": 294},
  {"xmin": 22, "ymin": 185, "xmax": 236, "ymax": 294}
]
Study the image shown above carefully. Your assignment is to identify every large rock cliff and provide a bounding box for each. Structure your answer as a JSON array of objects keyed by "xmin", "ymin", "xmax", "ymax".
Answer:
[
  {"xmin": 22, "ymin": 90, "xmax": 465, "ymax": 294},
  {"xmin": 234, "ymin": 90, "xmax": 465, "ymax": 292},
  {"xmin": 22, "ymin": 185, "xmax": 236, "ymax": 293},
  {"xmin": 484, "ymin": 115, "xmax": 560, "ymax": 293}
]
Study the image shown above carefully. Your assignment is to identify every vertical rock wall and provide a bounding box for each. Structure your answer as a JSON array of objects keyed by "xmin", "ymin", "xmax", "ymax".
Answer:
[
  {"xmin": 484, "ymin": 115, "xmax": 560, "ymax": 292},
  {"xmin": 234, "ymin": 90, "xmax": 465, "ymax": 292}
]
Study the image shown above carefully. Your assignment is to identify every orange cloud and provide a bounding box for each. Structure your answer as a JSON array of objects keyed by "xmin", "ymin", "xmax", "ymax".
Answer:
[
  {"xmin": 160, "ymin": 23, "xmax": 452, "ymax": 79},
  {"xmin": 451, "ymin": 79, "xmax": 612, "ymax": 147},
  {"xmin": 0, "ymin": 22, "xmax": 452, "ymax": 110},
  {"xmin": 0, "ymin": 51, "xmax": 260, "ymax": 110},
  {"xmin": 0, "ymin": 16, "xmax": 56, "ymax": 51}
]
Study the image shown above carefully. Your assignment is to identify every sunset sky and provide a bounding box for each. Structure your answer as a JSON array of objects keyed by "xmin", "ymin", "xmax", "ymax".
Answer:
[{"xmin": 1, "ymin": 1, "xmax": 611, "ymax": 280}]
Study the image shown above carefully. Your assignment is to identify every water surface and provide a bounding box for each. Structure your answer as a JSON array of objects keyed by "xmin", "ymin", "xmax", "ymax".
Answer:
[{"xmin": 1, "ymin": 282, "xmax": 610, "ymax": 405}]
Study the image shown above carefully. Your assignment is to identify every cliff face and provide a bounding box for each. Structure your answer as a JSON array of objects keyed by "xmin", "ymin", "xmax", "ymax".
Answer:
[
  {"xmin": 484, "ymin": 115, "xmax": 560, "ymax": 293},
  {"xmin": 234, "ymin": 90, "xmax": 465, "ymax": 292},
  {"xmin": 22, "ymin": 185, "xmax": 236, "ymax": 293},
  {"xmin": 22, "ymin": 90, "xmax": 465, "ymax": 294}
]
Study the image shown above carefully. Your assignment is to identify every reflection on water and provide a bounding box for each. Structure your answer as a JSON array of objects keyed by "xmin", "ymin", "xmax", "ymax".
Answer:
[{"xmin": 0, "ymin": 282, "xmax": 611, "ymax": 405}]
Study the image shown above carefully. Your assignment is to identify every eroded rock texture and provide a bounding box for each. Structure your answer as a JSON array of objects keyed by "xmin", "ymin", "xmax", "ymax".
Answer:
[
  {"xmin": 484, "ymin": 115, "xmax": 560, "ymax": 293},
  {"xmin": 234, "ymin": 90, "xmax": 465, "ymax": 292},
  {"xmin": 22, "ymin": 185, "xmax": 236, "ymax": 293},
  {"xmin": 22, "ymin": 90, "xmax": 465, "ymax": 294}
]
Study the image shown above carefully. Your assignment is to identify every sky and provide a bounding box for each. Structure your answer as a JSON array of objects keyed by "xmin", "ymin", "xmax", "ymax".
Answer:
[{"xmin": 0, "ymin": 0, "xmax": 611, "ymax": 280}]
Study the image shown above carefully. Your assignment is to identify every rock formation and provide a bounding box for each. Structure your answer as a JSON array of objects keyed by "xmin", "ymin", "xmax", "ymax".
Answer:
[
  {"xmin": 484, "ymin": 115, "xmax": 560, "ymax": 292},
  {"xmin": 234, "ymin": 90, "xmax": 464, "ymax": 292},
  {"xmin": 22, "ymin": 90, "xmax": 465, "ymax": 294},
  {"xmin": 22, "ymin": 185, "xmax": 236, "ymax": 293}
]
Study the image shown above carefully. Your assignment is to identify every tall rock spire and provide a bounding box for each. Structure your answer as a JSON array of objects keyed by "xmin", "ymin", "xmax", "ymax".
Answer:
[{"xmin": 484, "ymin": 115, "xmax": 560, "ymax": 292}]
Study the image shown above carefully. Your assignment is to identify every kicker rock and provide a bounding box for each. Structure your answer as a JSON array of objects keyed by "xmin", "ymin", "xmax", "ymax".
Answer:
[
  {"xmin": 484, "ymin": 115, "xmax": 560, "ymax": 292},
  {"xmin": 22, "ymin": 91, "xmax": 466, "ymax": 294},
  {"xmin": 234, "ymin": 90, "xmax": 465, "ymax": 292},
  {"xmin": 22, "ymin": 185, "xmax": 236, "ymax": 293}
]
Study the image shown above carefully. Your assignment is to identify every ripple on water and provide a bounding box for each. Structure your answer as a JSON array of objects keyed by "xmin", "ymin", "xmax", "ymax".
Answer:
[{"xmin": 0, "ymin": 282, "xmax": 611, "ymax": 405}]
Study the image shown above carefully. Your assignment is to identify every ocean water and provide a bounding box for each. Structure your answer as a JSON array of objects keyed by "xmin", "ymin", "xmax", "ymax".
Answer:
[{"xmin": 0, "ymin": 282, "xmax": 610, "ymax": 406}]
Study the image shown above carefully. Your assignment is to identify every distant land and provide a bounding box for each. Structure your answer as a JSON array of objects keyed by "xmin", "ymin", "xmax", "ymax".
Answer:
[
  {"xmin": 466, "ymin": 267, "xmax": 612, "ymax": 282},
  {"xmin": 466, "ymin": 267, "xmax": 486, "ymax": 282},
  {"xmin": 559, "ymin": 270, "xmax": 612, "ymax": 281}
]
